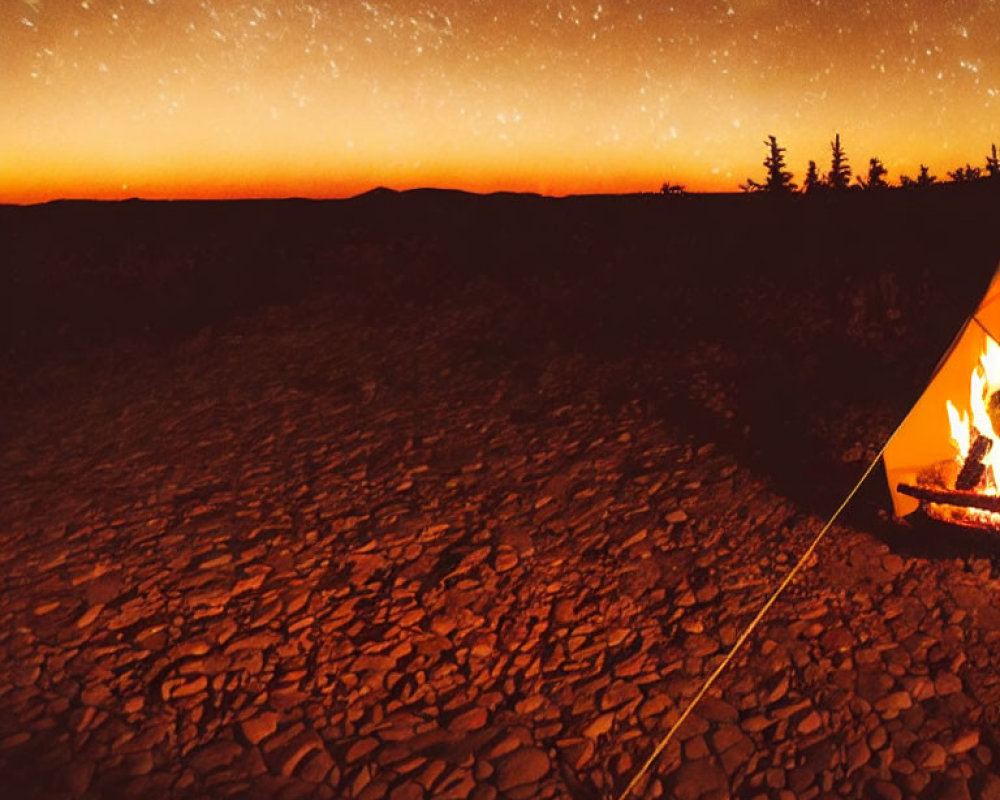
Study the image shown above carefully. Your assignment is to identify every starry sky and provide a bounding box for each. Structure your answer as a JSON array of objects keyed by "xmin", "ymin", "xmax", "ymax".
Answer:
[{"xmin": 2, "ymin": 0, "xmax": 998, "ymax": 202}]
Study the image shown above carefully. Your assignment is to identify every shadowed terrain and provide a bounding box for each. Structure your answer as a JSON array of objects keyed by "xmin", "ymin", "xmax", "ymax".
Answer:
[{"xmin": 2, "ymin": 185, "xmax": 1000, "ymax": 800}]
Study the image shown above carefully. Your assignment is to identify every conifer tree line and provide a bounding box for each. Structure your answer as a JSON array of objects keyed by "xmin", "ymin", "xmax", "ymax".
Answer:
[{"xmin": 736, "ymin": 136, "xmax": 1000, "ymax": 194}]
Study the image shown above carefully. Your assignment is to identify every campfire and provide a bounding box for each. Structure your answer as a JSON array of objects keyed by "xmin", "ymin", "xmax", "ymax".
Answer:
[{"xmin": 897, "ymin": 336, "xmax": 1000, "ymax": 530}]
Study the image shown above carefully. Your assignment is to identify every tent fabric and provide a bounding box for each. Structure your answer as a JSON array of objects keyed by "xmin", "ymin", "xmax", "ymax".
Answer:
[{"xmin": 884, "ymin": 263, "xmax": 1000, "ymax": 518}]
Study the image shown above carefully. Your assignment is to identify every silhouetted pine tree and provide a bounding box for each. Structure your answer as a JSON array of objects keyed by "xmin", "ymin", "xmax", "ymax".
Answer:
[
  {"xmin": 949, "ymin": 163, "xmax": 982, "ymax": 182},
  {"xmin": 899, "ymin": 164, "xmax": 937, "ymax": 188},
  {"xmin": 803, "ymin": 160, "xmax": 824, "ymax": 193},
  {"xmin": 858, "ymin": 157, "xmax": 889, "ymax": 189},
  {"xmin": 986, "ymin": 144, "xmax": 999, "ymax": 179},
  {"xmin": 741, "ymin": 136, "xmax": 797, "ymax": 192},
  {"xmin": 764, "ymin": 135, "xmax": 796, "ymax": 193},
  {"xmin": 827, "ymin": 133, "xmax": 851, "ymax": 190}
]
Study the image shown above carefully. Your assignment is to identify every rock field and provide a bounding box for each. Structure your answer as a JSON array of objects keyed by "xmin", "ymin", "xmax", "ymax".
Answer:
[{"xmin": 3, "ymin": 199, "xmax": 1000, "ymax": 800}]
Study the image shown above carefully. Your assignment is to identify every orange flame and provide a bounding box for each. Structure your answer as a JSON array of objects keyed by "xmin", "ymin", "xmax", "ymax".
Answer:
[{"xmin": 946, "ymin": 335, "xmax": 1000, "ymax": 495}]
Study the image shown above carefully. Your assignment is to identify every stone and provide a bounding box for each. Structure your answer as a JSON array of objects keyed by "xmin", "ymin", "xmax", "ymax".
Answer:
[
  {"xmin": 874, "ymin": 691, "xmax": 912, "ymax": 716},
  {"xmin": 846, "ymin": 741, "xmax": 870, "ymax": 776},
  {"xmin": 277, "ymin": 733, "xmax": 324, "ymax": 777},
  {"xmin": 583, "ymin": 712, "xmax": 614, "ymax": 739},
  {"xmin": 882, "ymin": 554, "xmax": 904, "ymax": 575},
  {"xmin": 670, "ymin": 757, "xmax": 727, "ymax": 800},
  {"xmin": 870, "ymin": 779, "xmax": 902, "ymax": 800},
  {"xmin": 495, "ymin": 747, "xmax": 550, "ymax": 792},
  {"xmin": 797, "ymin": 711, "xmax": 822, "ymax": 735},
  {"xmin": 347, "ymin": 738, "xmax": 380, "ymax": 764},
  {"xmin": 241, "ymin": 712, "xmax": 280, "ymax": 745},
  {"xmin": 389, "ymin": 782, "xmax": 424, "ymax": 800},
  {"xmin": 494, "ymin": 549, "xmax": 519, "ymax": 573},
  {"xmin": 711, "ymin": 724, "xmax": 745, "ymax": 754},
  {"xmin": 449, "ymin": 706, "xmax": 488, "ymax": 733},
  {"xmin": 415, "ymin": 759, "xmax": 448, "ymax": 791},
  {"xmin": 76, "ymin": 603, "xmax": 104, "ymax": 629},
  {"xmin": 935, "ymin": 673, "xmax": 963, "ymax": 696},
  {"xmin": 684, "ymin": 736, "xmax": 709, "ymax": 760},
  {"xmin": 949, "ymin": 729, "xmax": 979, "ymax": 754},
  {"xmin": 912, "ymin": 741, "xmax": 947, "ymax": 770},
  {"xmin": 551, "ymin": 599, "xmax": 576, "ymax": 624},
  {"xmin": 437, "ymin": 769, "xmax": 477, "ymax": 800},
  {"xmin": 638, "ymin": 694, "xmax": 671, "ymax": 722},
  {"xmin": 299, "ymin": 749, "xmax": 336, "ymax": 783},
  {"xmin": 469, "ymin": 785, "xmax": 497, "ymax": 800},
  {"xmin": 787, "ymin": 765, "xmax": 815, "ymax": 793}
]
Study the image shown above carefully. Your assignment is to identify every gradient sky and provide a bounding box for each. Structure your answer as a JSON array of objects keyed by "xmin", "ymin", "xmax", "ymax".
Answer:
[{"xmin": 2, "ymin": 0, "xmax": 998, "ymax": 202}]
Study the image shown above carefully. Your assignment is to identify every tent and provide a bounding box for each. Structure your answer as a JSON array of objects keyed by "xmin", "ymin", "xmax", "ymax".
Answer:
[{"xmin": 884, "ymin": 265, "xmax": 1000, "ymax": 523}]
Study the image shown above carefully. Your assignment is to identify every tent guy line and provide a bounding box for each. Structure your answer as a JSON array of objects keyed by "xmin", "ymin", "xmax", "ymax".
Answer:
[{"xmin": 615, "ymin": 438, "xmax": 894, "ymax": 800}]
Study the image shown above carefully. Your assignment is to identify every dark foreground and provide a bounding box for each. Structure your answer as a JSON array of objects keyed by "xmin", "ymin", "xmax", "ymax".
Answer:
[{"xmin": 2, "ymin": 187, "xmax": 1000, "ymax": 800}]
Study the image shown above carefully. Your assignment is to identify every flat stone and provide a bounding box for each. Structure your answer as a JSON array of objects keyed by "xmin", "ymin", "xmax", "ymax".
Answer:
[
  {"xmin": 787, "ymin": 765, "xmax": 815, "ymax": 793},
  {"xmin": 495, "ymin": 747, "xmax": 550, "ymax": 792},
  {"xmin": 583, "ymin": 712, "xmax": 615, "ymax": 739},
  {"xmin": 241, "ymin": 712, "xmax": 280, "ymax": 745},
  {"xmin": 913, "ymin": 741, "xmax": 947, "ymax": 770},
  {"xmin": 469, "ymin": 785, "xmax": 498, "ymax": 800},
  {"xmin": 797, "ymin": 711, "xmax": 823, "ymax": 734},
  {"xmin": 638, "ymin": 694, "xmax": 671, "ymax": 722},
  {"xmin": 494, "ymin": 549, "xmax": 518, "ymax": 573},
  {"xmin": 871, "ymin": 779, "xmax": 903, "ymax": 800},
  {"xmin": 169, "ymin": 674, "xmax": 208, "ymax": 699},
  {"xmin": 874, "ymin": 691, "xmax": 912, "ymax": 715},
  {"xmin": 935, "ymin": 673, "xmax": 963, "ymax": 696},
  {"xmin": 347, "ymin": 738, "xmax": 380, "ymax": 764},
  {"xmin": 75, "ymin": 603, "xmax": 104, "ymax": 629},
  {"xmin": 882, "ymin": 554, "xmax": 905, "ymax": 575},
  {"xmin": 950, "ymin": 729, "xmax": 979, "ymax": 754},
  {"xmin": 224, "ymin": 631, "xmax": 283, "ymax": 654},
  {"xmin": 846, "ymin": 741, "xmax": 870, "ymax": 776},
  {"xmin": 390, "ymin": 782, "xmax": 424, "ymax": 800},
  {"xmin": 298, "ymin": 749, "xmax": 336, "ymax": 783},
  {"xmin": 449, "ymin": 706, "xmax": 488, "ymax": 733},
  {"xmin": 437, "ymin": 768, "xmax": 477, "ymax": 800},
  {"xmin": 711, "ymin": 724, "xmax": 745, "ymax": 754},
  {"xmin": 0, "ymin": 732, "xmax": 31, "ymax": 749},
  {"xmin": 278, "ymin": 733, "xmax": 324, "ymax": 778},
  {"xmin": 670, "ymin": 757, "xmax": 727, "ymax": 800}
]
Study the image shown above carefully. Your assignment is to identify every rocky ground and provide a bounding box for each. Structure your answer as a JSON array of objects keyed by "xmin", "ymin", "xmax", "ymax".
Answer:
[{"xmin": 3, "ymin": 194, "xmax": 1000, "ymax": 800}]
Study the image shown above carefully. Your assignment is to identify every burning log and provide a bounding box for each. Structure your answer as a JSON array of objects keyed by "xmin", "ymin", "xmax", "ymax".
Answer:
[
  {"xmin": 955, "ymin": 431, "xmax": 993, "ymax": 491},
  {"xmin": 897, "ymin": 483, "xmax": 1000, "ymax": 513}
]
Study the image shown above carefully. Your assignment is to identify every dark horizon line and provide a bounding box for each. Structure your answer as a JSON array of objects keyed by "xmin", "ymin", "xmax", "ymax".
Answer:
[{"xmin": 4, "ymin": 179, "xmax": 995, "ymax": 209}]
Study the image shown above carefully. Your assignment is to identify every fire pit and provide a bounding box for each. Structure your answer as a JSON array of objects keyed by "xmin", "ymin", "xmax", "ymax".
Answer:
[{"xmin": 884, "ymin": 268, "xmax": 1000, "ymax": 530}]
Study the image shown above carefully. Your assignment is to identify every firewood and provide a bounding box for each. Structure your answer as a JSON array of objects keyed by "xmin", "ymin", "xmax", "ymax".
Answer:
[
  {"xmin": 955, "ymin": 432, "xmax": 993, "ymax": 491},
  {"xmin": 897, "ymin": 482, "xmax": 1000, "ymax": 513}
]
